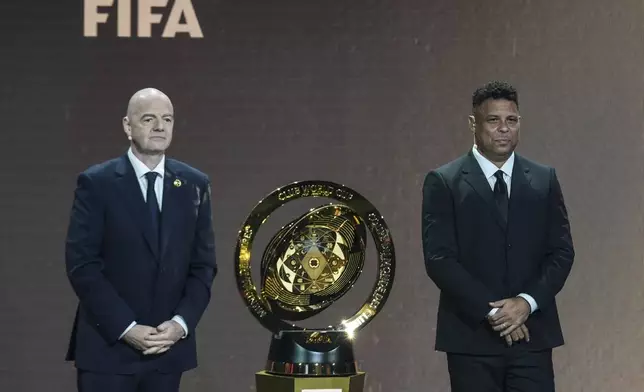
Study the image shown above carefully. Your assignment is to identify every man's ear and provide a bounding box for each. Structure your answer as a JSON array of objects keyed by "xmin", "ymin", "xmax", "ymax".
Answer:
[
  {"xmin": 468, "ymin": 115, "xmax": 476, "ymax": 134},
  {"xmin": 123, "ymin": 116, "xmax": 132, "ymax": 140}
]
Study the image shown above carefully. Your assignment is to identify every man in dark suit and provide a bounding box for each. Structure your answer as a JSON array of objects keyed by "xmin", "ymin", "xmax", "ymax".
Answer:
[
  {"xmin": 421, "ymin": 81, "xmax": 574, "ymax": 391},
  {"xmin": 65, "ymin": 88, "xmax": 217, "ymax": 392}
]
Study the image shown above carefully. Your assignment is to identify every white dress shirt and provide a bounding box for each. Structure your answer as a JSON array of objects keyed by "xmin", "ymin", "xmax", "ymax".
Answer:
[
  {"xmin": 471, "ymin": 145, "xmax": 538, "ymax": 317},
  {"xmin": 119, "ymin": 148, "xmax": 189, "ymax": 339}
]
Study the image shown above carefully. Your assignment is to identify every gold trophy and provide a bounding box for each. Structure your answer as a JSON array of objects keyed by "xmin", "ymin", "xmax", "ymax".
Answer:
[{"xmin": 235, "ymin": 181, "xmax": 395, "ymax": 392}]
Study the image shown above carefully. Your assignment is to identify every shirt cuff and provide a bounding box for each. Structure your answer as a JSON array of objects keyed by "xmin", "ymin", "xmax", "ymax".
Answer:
[
  {"xmin": 517, "ymin": 293, "xmax": 538, "ymax": 314},
  {"xmin": 172, "ymin": 315, "xmax": 188, "ymax": 338},
  {"xmin": 119, "ymin": 321, "xmax": 137, "ymax": 340}
]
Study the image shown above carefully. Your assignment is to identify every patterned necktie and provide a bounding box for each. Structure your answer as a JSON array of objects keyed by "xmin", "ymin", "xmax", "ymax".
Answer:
[{"xmin": 493, "ymin": 170, "xmax": 508, "ymax": 224}]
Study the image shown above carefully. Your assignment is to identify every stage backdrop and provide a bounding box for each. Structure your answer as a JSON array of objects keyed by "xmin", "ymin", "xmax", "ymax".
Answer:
[{"xmin": 2, "ymin": 0, "xmax": 644, "ymax": 391}]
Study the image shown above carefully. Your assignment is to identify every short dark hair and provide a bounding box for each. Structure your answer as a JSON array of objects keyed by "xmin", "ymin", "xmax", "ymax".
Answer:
[{"xmin": 472, "ymin": 81, "xmax": 519, "ymax": 110}]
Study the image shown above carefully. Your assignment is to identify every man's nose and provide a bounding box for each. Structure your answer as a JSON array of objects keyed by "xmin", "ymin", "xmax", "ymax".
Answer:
[{"xmin": 153, "ymin": 120, "xmax": 165, "ymax": 132}]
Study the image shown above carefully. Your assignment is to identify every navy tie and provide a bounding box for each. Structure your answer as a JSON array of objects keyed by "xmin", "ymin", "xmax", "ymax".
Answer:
[
  {"xmin": 145, "ymin": 172, "xmax": 161, "ymax": 251},
  {"xmin": 493, "ymin": 170, "xmax": 508, "ymax": 224}
]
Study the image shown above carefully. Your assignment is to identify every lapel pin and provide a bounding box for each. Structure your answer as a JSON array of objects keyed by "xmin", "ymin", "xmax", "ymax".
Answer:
[{"xmin": 174, "ymin": 179, "xmax": 182, "ymax": 187}]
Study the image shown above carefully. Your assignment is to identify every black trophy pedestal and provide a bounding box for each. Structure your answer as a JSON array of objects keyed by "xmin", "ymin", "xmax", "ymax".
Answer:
[{"xmin": 265, "ymin": 330, "xmax": 358, "ymax": 377}]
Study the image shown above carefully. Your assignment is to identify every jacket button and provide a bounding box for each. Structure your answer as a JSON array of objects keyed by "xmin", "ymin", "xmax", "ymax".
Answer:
[{"xmin": 507, "ymin": 244, "xmax": 512, "ymax": 249}]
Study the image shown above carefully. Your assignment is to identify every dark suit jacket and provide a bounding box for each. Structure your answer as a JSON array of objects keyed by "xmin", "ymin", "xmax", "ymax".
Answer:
[
  {"xmin": 421, "ymin": 151, "xmax": 574, "ymax": 355},
  {"xmin": 65, "ymin": 154, "xmax": 217, "ymax": 373}
]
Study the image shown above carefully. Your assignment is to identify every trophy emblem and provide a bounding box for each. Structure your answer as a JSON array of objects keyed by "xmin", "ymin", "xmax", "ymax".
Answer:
[{"xmin": 235, "ymin": 181, "xmax": 395, "ymax": 392}]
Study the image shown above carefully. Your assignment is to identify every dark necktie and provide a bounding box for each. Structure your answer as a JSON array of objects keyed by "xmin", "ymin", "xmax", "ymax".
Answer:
[
  {"xmin": 145, "ymin": 172, "xmax": 161, "ymax": 250},
  {"xmin": 493, "ymin": 170, "xmax": 508, "ymax": 224}
]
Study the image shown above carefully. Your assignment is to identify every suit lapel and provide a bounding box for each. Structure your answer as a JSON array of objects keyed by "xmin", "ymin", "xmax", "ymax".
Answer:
[
  {"xmin": 160, "ymin": 162, "xmax": 184, "ymax": 260},
  {"xmin": 461, "ymin": 152, "xmax": 507, "ymax": 231},
  {"xmin": 114, "ymin": 155, "xmax": 159, "ymax": 259},
  {"xmin": 508, "ymin": 156, "xmax": 533, "ymax": 225}
]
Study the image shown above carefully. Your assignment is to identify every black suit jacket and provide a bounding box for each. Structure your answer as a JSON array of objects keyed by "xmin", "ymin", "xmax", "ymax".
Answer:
[
  {"xmin": 65, "ymin": 154, "xmax": 217, "ymax": 373},
  {"xmin": 421, "ymin": 151, "xmax": 574, "ymax": 354}
]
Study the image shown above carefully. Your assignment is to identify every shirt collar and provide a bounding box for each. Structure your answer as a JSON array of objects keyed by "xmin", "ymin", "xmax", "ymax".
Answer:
[
  {"xmin": 127, "ymin": 147, "xmax": 165, "ymax": 179},
  {"xmin": 471, "ymin": 145, "xmax": 514, "ymax": 179}
]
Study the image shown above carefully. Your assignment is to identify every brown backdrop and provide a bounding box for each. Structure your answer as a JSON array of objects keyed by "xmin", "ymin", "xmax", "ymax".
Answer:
[{"xmin": 2, "ymin": 0, "xmax": 643, "ymax": 390}]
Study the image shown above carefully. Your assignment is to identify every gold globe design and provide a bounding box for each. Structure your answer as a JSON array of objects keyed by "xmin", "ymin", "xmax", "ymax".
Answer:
[{"xmin": 260, "ymin": 204, "xmax": 366, "ymax": 321}]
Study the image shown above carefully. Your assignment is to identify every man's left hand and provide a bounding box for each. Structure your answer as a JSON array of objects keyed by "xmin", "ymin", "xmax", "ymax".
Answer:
[
  {"xmin": 142, "ymin": 320, "xmax": 185, "ymax": 355},
  {"xmin": 487, "ymin": 297, "xmax": 530, "ymax": 337}
]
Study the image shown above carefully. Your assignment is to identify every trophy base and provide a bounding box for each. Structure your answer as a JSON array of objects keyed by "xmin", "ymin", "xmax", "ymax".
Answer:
[
  {"xmin": 266, "ymin": 330, "xmax": 357, "ymax": 376},
  {"xmin": 256, "ymin": 370, "xmax": 366, "ymax": 392}
]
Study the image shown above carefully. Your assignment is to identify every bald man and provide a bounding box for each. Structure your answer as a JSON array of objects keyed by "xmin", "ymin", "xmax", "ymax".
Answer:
[{"xmin": 65, "ymin": 88, "xmax": 217, "ymax": 392}]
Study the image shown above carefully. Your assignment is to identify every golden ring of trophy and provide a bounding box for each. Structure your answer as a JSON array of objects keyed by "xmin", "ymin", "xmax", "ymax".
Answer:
[{"xmin": 234, "ymin": 181, "xmax": 395, "ymax": 380}]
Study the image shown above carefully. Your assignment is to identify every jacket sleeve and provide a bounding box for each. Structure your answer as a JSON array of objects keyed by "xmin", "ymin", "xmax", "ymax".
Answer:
[
  {"xmin": 422, "ymin": 171, "xmax": 497, "ymax": 325},
  {"xmin": 65, "ymin": 172, "xmax": 136, "ymax": 344},
  {"xmin": 173, "ymin": 177, "xmax": 217, "ymax": 332},
  {"xmin": 521, "ymin": 168, "xmax": 575, "ymax": 309}
]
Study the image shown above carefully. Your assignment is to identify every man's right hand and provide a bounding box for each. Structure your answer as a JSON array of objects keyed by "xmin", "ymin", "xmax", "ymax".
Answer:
[
  {"xmin": 503, "ymin": 324, "xmax": 530, "ymax": 347},
  {"xmin": 122, "ymin": 325, "xmax": 174, "ymax": 353}
]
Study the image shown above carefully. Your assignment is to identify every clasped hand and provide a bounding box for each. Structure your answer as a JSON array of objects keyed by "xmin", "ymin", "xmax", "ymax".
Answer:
[
  {"xmin": 123, "ymin": 320, "xmax": 185, "ymax": 355},
  {"xmin": 487, "ymin": 297, "xmax": 531, "ymax": 346}
]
